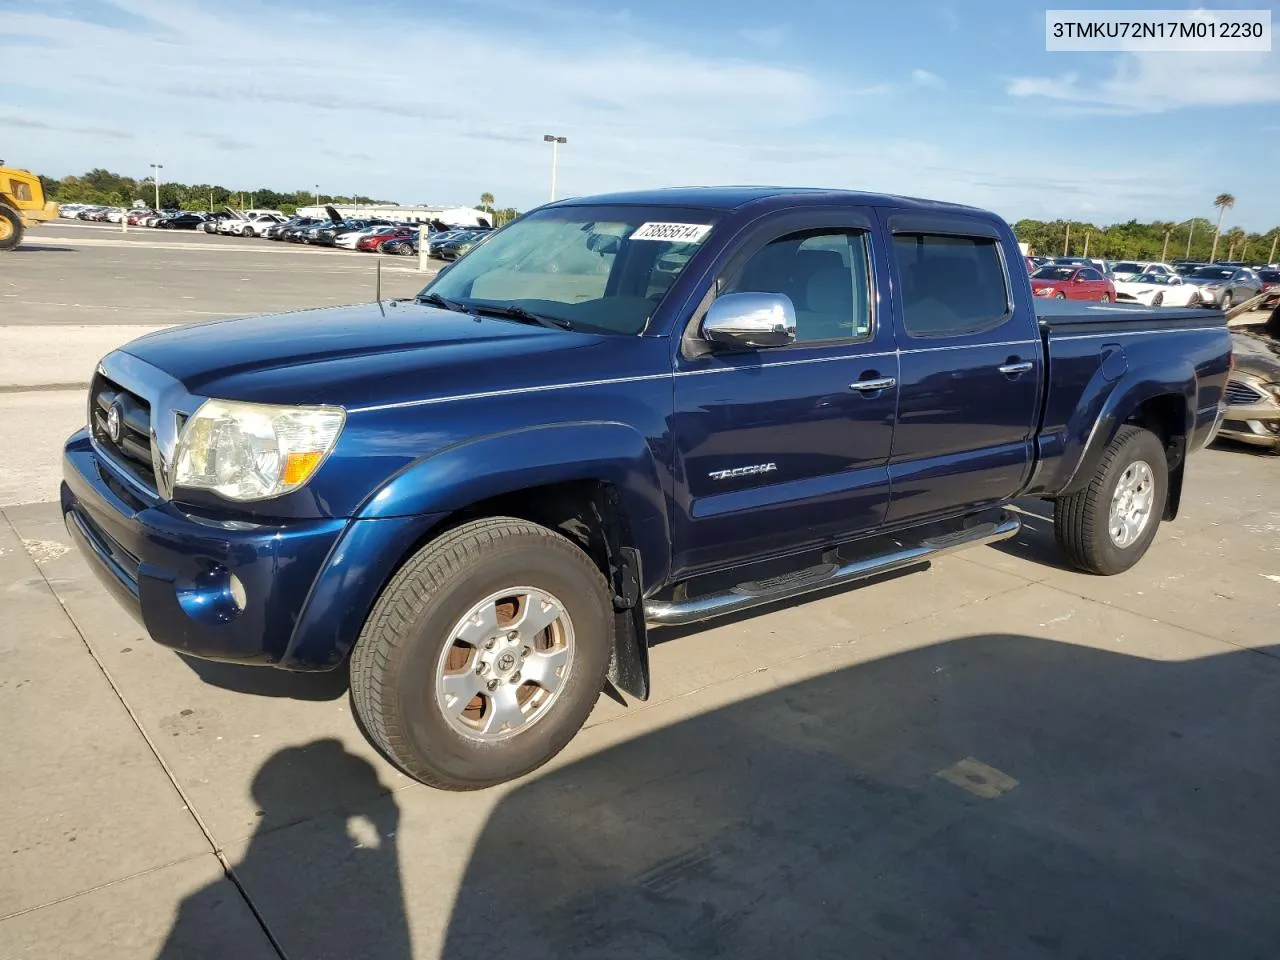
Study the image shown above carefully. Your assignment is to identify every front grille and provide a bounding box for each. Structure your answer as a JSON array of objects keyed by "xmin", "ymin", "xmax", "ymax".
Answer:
[
  {"xmin": 1225, "ymin": 381, "xmax": 1266, "ymax": 406},
  {"xmin": 90, "ymin": 372, "xmax": 157, "ymax": 489}
]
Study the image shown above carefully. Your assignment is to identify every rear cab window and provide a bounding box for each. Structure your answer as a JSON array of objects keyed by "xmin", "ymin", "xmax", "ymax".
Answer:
[{"xmin": 891, "ymin": 231, "xmax": 1011, "ymax": 339}]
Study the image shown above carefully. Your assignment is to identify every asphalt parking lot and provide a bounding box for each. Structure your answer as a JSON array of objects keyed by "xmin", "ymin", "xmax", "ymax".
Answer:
[{"xmin": 2, "ymin": 225, "xmax": 1279, "ymax": 958}]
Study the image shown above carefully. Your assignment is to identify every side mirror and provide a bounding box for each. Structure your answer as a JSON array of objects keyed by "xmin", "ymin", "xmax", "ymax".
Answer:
[{"xmin": 703, "ymin": 292, "xmax": 797, "ymax": 349}]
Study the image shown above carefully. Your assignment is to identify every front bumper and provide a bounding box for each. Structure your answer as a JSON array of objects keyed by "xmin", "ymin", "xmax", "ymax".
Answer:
[
  {"xmin": 62, "ymin": 428, "xmax": 444, "ymax": 669},
  {"xmin": 1218, "ymin": 382, "xmax": 1280, "ymax": 450}
]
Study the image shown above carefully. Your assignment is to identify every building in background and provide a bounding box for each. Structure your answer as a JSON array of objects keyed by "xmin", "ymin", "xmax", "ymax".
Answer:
[{"xmin": 295, "ymin": 203, "xmax": 491, "ymax": 227}]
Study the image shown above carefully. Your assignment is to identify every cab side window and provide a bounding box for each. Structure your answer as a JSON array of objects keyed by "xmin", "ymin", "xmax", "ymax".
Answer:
[
  {"xmin": 8, "ymin": 180, "xmax": 33, "ymax": 203},
  {"xmin": 893, "ymin": 233, "xmax": 1010, "ymax": 338},
  {"xmin": 723, "ymin": 229, "xmax": 871, "ymax": 343}
]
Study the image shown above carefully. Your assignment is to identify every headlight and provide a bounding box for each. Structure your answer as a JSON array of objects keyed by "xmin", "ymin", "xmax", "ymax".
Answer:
[
  {"xmin": 171, "ymin": 399, "xmax": 345, "ymax": 501},
  {"xmin": 1267, "ymin": 382, "xmax": 1280, "ymax": 402},
  {"xmin": 1035, "ymin": 287, "xmax": 1054, "ymax": 297}
]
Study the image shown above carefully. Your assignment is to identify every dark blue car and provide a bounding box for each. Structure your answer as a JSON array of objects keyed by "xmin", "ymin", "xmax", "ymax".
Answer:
[{"xmin": 62, "ymin": 187, "xmax": 1232, "ymax": 789}]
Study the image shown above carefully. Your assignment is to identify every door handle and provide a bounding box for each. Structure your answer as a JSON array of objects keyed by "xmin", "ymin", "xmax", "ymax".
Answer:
[
  {"xmin": 997, "ymin": 361, "xmax": 1034, "ymax": 376},
  {"xmin": 850, "ymin": 377, "xmax": 896, "ymax": 392}
]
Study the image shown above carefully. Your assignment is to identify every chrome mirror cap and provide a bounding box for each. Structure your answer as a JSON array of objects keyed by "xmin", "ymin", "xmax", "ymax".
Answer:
[{"xmin": 702, "ymin": 292, "xmax": 797, "ymax": 349}]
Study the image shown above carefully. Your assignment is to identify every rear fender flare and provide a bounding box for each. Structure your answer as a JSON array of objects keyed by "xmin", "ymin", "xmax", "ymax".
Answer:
[{"xmin": 1059, "ymin": 362, "xmax": 1195, "ymax": 500}]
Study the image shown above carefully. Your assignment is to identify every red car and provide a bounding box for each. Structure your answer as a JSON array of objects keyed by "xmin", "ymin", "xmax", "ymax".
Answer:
[
  {"xmin": 1258, "ymin": 268, "xmax": 1280, "ymax": 310},
  {"xmin": 1030, "ymin": 264, "xmax": 1116, "ymax": 303},
  {"xmin": 126, "ymin": 209, "xmax": 156, "ymax": 226},
  {"xmin": 357, "ymin": 226, "xmax": 417, "ymax": 252}
]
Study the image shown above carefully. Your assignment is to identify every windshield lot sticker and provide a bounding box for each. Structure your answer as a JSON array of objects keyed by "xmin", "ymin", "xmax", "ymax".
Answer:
[{"xmin": 630, "ymin": 222, "xmax": 712, "ymax": 243}]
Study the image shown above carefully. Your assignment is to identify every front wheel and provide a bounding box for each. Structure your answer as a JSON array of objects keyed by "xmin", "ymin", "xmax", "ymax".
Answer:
[
  {"xmin": 0, "ymin": 205, "xmax": 22, "ymax": 250},
  {"xmin": 1053, "ymin": 291, "xmax": 1066, "ymax": 300},
  {"xmin": 1220, "ymin": 291, "xmax": 1232, "ymax": 311},
  {"xmin": 1053, "ymin": 425, "xmax": 1167, "ymax": 575},
  {"xmin": 1150, "ymin": 292, "xmax": 1164, "ymax": 307},
  {"xmin": 349, "ymin": 517, "xmax": 613, "ymax": 790}
]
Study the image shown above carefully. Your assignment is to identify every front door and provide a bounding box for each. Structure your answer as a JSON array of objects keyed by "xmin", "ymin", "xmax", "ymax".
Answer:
[
  {"xmin": 882, "ymin": 214, "xmax": 1043, "ymax": 526},
  {"xmin": 671, "ymin": 216, "xmax": 898, "ymax": 576}
]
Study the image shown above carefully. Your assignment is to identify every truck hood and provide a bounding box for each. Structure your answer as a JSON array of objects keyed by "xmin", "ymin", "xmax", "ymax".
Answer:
[{"xmin": 119, "ymin": 301, "xmax": 639, "ymax": 409}]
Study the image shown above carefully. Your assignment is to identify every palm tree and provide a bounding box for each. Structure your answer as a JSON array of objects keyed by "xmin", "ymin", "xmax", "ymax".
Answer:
[
  {"xmin": 1225, "ymin": 227, "xmax": 1246, "ymax": 262},
  {"xmin": 1209, "ymin": 192, "xmax": 1234, "ymax": 262},
  {"xmin": 1156, "ymin": 221, "xmax": 1176, "ymax": 261},
  {"xmin": 479, "ymin": 192, "xmax": 495, "ymax": 213}
]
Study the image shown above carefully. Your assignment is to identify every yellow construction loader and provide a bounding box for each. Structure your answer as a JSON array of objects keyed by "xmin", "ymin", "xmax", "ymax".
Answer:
[{"xmin": 0, "ymin": 164, "xmax": 60, "ymax": 251}]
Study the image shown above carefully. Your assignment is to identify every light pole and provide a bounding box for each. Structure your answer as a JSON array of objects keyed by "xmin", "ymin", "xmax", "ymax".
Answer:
[
  {"xmin": 543, "ymin": 134, "xmax": 566, "ymax": 201},
  {"xmin": 149, "ymin": 163, "xmax": 163, "ymax": 210},
  {"xmin": 315, "ymin": 184, "xmax": 321, "ymax": 206}
]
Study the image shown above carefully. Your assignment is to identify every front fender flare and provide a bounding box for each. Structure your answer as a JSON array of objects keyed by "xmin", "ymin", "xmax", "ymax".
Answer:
[{"xmin": 354, "ymin": 421, "xmax": 672, "ymax": 590}]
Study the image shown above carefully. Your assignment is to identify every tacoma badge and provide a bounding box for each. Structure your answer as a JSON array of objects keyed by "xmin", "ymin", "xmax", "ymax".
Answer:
[{"xmin": 708, "ymin": 463, "xmax": 777, "ymax": 481}]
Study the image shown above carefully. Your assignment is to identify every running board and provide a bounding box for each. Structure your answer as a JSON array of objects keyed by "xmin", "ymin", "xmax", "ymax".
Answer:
[{"xmin": 644, "ymin": 511, "xmax": 1021, "ymax": 628}]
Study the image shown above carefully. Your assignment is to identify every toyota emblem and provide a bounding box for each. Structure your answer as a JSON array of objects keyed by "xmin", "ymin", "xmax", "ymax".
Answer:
[{"xmin": 106, "ymin": 403, "xmax": 123, "ymax": 444}]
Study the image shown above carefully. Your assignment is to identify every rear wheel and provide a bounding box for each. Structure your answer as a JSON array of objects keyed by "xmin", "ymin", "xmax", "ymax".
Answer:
[
  {"xmin": 0, "ymin": 205, "xmax": 22, "ymax": 250},
  {"xmin": 349, "ymin": 517, "xmax": 613, "ymax": 790},
  {"xmin": 1099, "ymin": 293, "xmax": 1111, "ymax": 304},
  {"xmin": 1053, "ymin": 425, "xmax": 1167, "ymax": 575}
]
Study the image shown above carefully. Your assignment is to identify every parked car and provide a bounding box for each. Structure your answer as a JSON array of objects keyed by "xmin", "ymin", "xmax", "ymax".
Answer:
[
  {"xmin": 1112, "ymin": 273, "xmax": 1202, "ymax": 308},
  {"xmin": 126, "ymin": 209, "xmax": 157, "ymax": 226},
  {"xmin": 61, "ymin": 186, "xmax": 1231, "ymax": 790},
  {"xmin": 337, "ymin": 224, "xmax": 405, "ymax": 250},
  {"xmin": 1109, "ymin": 261, "xmax": 1176, "ymax": 282},
  {"xmin": 438, "ymin": 232, "xmax": 494, "ymax": 261},
  {"xmin": 201, "ymin": 212, "xmax": 232, "ymax": 233},
  {"xmin": 265, "ymin": 217, "xmax": 317, "ymax": 240},
  {"xmin": 58, "ymin": 203, "xmax": 89, "ymax": 218},
  {"xmin": 157, "ymin": 212, "xmax": 208, "ymax": 230},
  {"xmin": 1173, "ymin": 262, "xmax": 1207, "ymax": 277},
  {"xmin": 1219, "ymin": 313, "xmax": 1280, "ymax": 452},
  {"xmin": 1030, "ymin": 264, "xmax": 1116, "ymax": 302},
  {"xmin": 356, "ymin": 226, "xmax": 418, "ymax": 252},
  {"xmin": 1179, "ymin": 265, "xmax": 1262, "ymax": 310},
  {"xmin": 1255, "ymin": 268, "xmax": 1280, "ymax": 310},
  {"xmin": 381, "ymin": 236, "xmax": 418, "ymax": 256}
]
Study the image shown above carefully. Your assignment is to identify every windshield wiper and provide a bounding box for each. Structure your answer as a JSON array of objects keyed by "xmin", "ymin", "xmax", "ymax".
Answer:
[
  {"xmin": 416, "ymin": 292, "xmax": 470, "ymax": 314},
  {"xmin": 467, "ymin": 303, "xmax": 573, "ymax": 330}
]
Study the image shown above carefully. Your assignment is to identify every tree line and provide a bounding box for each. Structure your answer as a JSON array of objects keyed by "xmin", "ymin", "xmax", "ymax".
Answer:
[
  {"xmin": 38, "ymin": 168, "xmax": 521, "ymax": 224},
  {"xmin": 1014, "ymin": 212, "xmax": 1279, "ymax": 265}
]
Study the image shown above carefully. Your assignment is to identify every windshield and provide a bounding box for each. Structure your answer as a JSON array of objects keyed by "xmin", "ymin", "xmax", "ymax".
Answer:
[
  {"xmin": 421, "ymin": 205, "xmax": 719, "ymax": 334},
  {"xmin": 1112, "ymin": 262, "xmax": 1144, "ymax": 273},
  {"xmin": 1258, "ymin": 270, "xmax": 1280, "ymax": 282},
  {"xmin": 1135, "ymin": 274, "xmax": 1174, "ymax": 285},
  {"xmin": 1033, "ymin": 267, "xmax": 1076, "ymax": 281},
  {"xmin": 1188, "ymin": 267, "xmax": 1234, "ymax": 280}
]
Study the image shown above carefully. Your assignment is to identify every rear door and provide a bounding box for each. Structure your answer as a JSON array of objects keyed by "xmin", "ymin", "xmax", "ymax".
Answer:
[
  {"xmin": 882, "ymin": 212, "xmax": 1043, "ymax": 526},
  {"xmin": 1077, "ymin": 266, "xmax": 1106, "ymax": 299},
  {"xmin": 671, "ymin": 208, "xmax": 898, "ymax": 575}
]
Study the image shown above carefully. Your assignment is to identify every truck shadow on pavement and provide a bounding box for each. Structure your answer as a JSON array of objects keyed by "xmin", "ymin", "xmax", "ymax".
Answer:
[{"xmin": 439, "ymin": 633, "xmax": 1280, "ymax": 960}]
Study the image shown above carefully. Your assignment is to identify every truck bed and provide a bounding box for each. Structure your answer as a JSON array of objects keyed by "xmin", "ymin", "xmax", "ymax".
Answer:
[{"xmin": 1034, "ymin": 299, "xmax": 1226, "ymax": 332}]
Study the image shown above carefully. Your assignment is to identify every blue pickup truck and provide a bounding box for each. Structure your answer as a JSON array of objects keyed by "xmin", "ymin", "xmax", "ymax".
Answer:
[{"xmin": 62, "ymin": 187, "xmax": 1232, "ymax": 789}]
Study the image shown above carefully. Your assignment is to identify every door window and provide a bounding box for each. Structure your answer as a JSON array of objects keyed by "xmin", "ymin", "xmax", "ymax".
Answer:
[
  {"xmin": 8, "ymin": 180, "xmax": 33, "ymax": 203},
  {"xmin": 723, "ymin": 230, "xmax": 872, "ymax": 343},
  {"xmin": 1078, "ymin": 268, "xmax": 1103, "ymax": 281},
  {"xmin": 892, "ymin": 233, "xmax": 1010, "ymax": 338}
]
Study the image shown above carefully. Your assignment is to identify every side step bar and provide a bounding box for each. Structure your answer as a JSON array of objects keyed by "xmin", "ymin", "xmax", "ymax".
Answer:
[{"xmin": 644, "ymin": 511, "xmax": 1021, "ymax": 628}]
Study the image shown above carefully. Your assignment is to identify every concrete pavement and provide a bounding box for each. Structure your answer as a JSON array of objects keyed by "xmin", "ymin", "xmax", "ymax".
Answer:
[{"xmin": 3, "ymin": 444, "xmax": 1279, "ymax": 957}]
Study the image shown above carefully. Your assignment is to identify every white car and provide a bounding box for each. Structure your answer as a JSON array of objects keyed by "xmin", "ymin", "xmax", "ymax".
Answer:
[
  {"xmin": 220, "ymin": 213, "xmax": 284, "ymax": 237},
  {"xmin": 1109, "ymin": 261, "xmax": 1176, "ymax": 282},
  {"xmin": 1113, "ymin": 273, "xmax": 1203, "ymax": 308}
]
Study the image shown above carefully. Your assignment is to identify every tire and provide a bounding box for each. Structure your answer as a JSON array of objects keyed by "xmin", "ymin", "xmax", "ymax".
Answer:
[
  {"xmin": 1219, "ymin": 291, "xmax": 1232, "ymax": 310},
  {"xmin": 241, "ymin": 226, "xmax": 253, "ymax": 237},
  {"xmin": 1053, "ymin": 291, "xmax": 1066, "ymax": 300},
  {"xmin": 0, "ymin": 205, "xmax": 22, "ymax": 251},
  {"xmin": 1151, "ymin": 293, "xmax": 1164, "ymax": 307},
  {"xmin": 1053, "ymin": 425, "xmax": 1168, "ymax": 575},
  {"xmin": 1099, "ymin": 293, "xmax": 1111, "ymax": 304},
  {"xmin": 349, "ymin": 517, "xmax": 613, "ymax": 790}
]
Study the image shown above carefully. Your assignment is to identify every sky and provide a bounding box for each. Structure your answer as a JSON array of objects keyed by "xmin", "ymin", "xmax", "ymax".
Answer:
[{"xmin": 2, "ymin": 0, "xmax": 1278, "ymax": 230}]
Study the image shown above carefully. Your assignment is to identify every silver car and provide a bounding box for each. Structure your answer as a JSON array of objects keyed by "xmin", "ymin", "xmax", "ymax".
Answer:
[
  {"xmin": 1220, "ymin": 318, "xmax": 1280, "ymax": 453},
  {"xmin": 1181, "ymin": 265, "xmax": 1263, "ymax": 310}
]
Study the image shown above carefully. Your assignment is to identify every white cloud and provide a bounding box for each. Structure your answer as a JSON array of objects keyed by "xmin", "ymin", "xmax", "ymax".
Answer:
[
  {"xmin": 1007, "ymin": 51, "xmax": 1280, "ymax": 114},
  {"xmin": 911, "ymin": 68, "xmax": 945, "ymax": 89}
]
